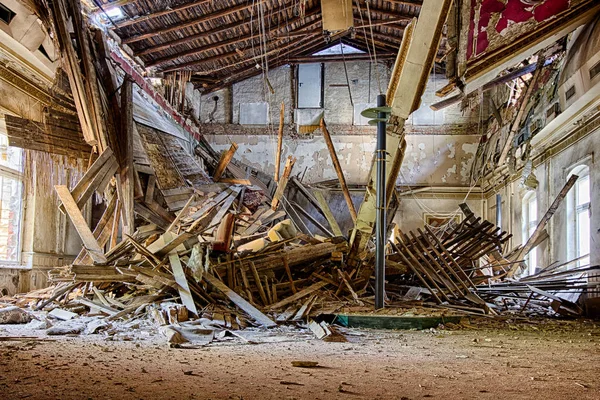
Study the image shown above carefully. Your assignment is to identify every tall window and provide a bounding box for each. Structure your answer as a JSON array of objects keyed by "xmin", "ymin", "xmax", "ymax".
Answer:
[
  {"xmin": 522, "ymin": 191, "xmax": 538, "ymax": 275},
  {"xmin": 571, "ymin": 166, "xmax": 591, "ymax": 267},
  {"xmin": 0, "ymin": 132, "xmax": 23, "ymax": 262}
]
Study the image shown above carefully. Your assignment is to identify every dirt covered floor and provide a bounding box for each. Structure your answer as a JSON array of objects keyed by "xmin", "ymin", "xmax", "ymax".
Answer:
[{"xmin": 1, "ymin": 318, "xmax": 599, "ymax": 400}]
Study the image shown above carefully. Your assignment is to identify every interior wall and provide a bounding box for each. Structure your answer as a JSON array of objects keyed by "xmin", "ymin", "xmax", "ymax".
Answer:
[
  {"xmin": 206, "ymin": 133, "xmax": 480, "ymax": 185},
  {"xmin": 198, "ymin": 62, "xmax": 480, "ymax": 128},
  {"xmin": 486, "ymin": 128, "xmax": 599, "ymax": 272}
]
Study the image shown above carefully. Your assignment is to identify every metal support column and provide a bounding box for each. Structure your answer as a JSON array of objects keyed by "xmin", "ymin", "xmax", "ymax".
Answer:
[{"xmin": 375, "ymin": 94, "xmax": 386, "ymax": 310}]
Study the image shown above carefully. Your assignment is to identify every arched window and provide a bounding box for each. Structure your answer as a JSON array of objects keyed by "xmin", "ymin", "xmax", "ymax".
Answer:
[
  {"xmin": 568, "ymin": 165, "xmax": 591, "ymax": 267},
  {"xmin": 522, "ymin": 191, "xmax": 538, "ymax": 275}
]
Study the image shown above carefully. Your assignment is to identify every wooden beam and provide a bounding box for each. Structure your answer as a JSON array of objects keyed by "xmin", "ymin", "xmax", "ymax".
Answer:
[
  {"xmin": 313, "ymin": 190, "xmax": 343, "ymax": 237},
  {"xmin": 213, "ymin": 142, "xmax": 238, "ymax": 181},
  {"xmin": 286, "ymin": 53, "xmax": 396, "ymax": 64},
  {"xmin": 249, "ymin": 261, "xmax": 269, "ymax": 306},
  {"xmin": 136, "ymin": 5, "xmax": 319, "ymax": 57},
  {"xmin": 320, "ymin": 118, "xmax": 357, "ymax": 222},
  {"xmin": 121, "ymin": 2, "xmax": 257, "ymax": 45},
  {"xmin": 161, "ymin": 22, "xmax": 323, "ymax": 73},
  {"xmin": 120, "ymin": 76, "xmax": 135, "ymax": 236},
  {"xmin": 203, "ymin": 273, "xmax": 276, "ymax": 327},
  {"xmin": 49, "ymin": 0, "xmax": 98, "ymax": 145},
  {"xmin": 113, "ymin": 0, "xmax": 212, "ymax": 28},
  {"xmin": 168, "ymin": 249, "xmax": 198, "ymax": 315},
  {"xmin": 274, "ymin": 102, "xmax": 285, "ymax": 183},
  {"xmin": 145, "ymin": 8, "xmax": 322, "ymax": 67},
  {"xmin": 267, "ymin": 281, "xmax": 329, "ymax": 310},
  {"xmin": 54, "ymin": 185, "xmax": 107, "ymax": 264},
  {"xmin": 271, "ymin": 156, "xmax": 296, "ymax": 211}
]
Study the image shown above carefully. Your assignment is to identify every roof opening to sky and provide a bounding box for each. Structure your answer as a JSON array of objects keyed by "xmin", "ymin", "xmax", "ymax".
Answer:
[{"xmin": 313, "ymin": 43, "xmax": 365, "ymax": 56}]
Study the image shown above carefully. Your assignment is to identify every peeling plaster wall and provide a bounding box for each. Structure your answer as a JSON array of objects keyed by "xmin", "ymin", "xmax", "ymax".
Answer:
[
  {"xmin": 232, "ymin": 66, "xmax": 293, "ymax": 125},
  {"xmin": 207, "ymin": 134, "xmax": 480, "ymax": 186}
]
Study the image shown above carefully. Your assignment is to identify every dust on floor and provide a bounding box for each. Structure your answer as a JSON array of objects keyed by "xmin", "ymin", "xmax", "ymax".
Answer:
[{"xmin": 0, "ymin": 319, "xmax": 599, "ymax": 400}]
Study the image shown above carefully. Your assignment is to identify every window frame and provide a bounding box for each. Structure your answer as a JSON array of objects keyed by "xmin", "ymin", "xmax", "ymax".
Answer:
[
  {"xmin": 569, "ymin": 165, "xmax": 591, "ymax": 268},
  {"xmin": 522, "ymin": 191, "xmax": 538, "ymax": 275}
]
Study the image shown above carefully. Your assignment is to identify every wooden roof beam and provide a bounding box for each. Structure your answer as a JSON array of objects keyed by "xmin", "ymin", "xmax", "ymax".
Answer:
[
  {"xmin": 121, "ymin": 1, "xmax": 414, "ymax": 45},
  {"xmin": 160, "ymin": 20, "xmax": 323, "ymax": 73},
  {"xmin": 113, "ymin": 0, "xmax": 214, "ymax": 29},
  {"xmin": 145, "ymin": 8, "xmax": 322, "ymax": 67},
  {"xmin": 353, "ymin": 3, "xmax": 416, "ymax": 21},
  {"xmin": 136, "ymin": 4, "xmax": 313, "ymax": 57},
  {"xmin": 121, "ymin": 2, "xmax": 257, "ymax": 45}
]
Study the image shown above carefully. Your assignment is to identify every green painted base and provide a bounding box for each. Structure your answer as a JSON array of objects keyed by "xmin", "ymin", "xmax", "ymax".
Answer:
[{"xmin": 336, "ymin": 314, "xmax": 462, "ymax": 330}]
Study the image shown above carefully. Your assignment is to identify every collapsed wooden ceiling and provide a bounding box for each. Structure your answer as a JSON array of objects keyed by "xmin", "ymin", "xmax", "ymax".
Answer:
[{"xmin": 95, "ymin": 0, "xmax": 431, "ymax": 90}]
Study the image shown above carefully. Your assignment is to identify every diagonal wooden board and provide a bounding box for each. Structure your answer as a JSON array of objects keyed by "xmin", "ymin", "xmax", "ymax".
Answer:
[
  {"xmin": 166, "ymin": 235, "xmax": 198, "ymax": 316},
  {"xmin": 55, "ymin": 185, "xmax": 107, "ymax": 264},
  {"xmin": 203, "ymin": 273, "xmax": 277, "ymax": 327},
  {"xmin": 313, "ymin": 190, "xmax": 343, "ymax": 237}
]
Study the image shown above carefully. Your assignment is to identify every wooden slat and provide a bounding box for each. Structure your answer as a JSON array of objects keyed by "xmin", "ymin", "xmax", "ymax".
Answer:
[
  {"xmin": 267, "ymin": 281, "xmax": 329, "ymax": 310},
  {"xmin": 213, "ymin": 142, "xmax": 238, "ymax": 181},
  {"xmin": 274, "ymin": 102, "xmax": 285, "ymax": 182},
  {"xmin": 54, "ymin": 185, "xmax": 107, "ymax": 263},
  {"xmin": 203, "ymin": 273, "xmax": 277, "ymax": 327},
  {"xmin": 313, "ymin": 190, "xmax": 343, "ymax": 237},
  {"xmin": 320, "ymin": 118, "xmax": 357, "ymax": 222},
  {"xmin": 168, "ymin": 249, "xmax": 198, "ymax": 315},
  {"xmin": 271, "ymin": 156, "xmax": 296, "ymax": 210}
]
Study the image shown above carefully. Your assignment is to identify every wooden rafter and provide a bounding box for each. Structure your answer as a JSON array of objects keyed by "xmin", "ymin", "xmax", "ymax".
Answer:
[
  {"xmin": 136, "ymin": 4, "xmax": 315, "ymax": 57},
  {"xmin": 146, "ymin": 8, "xmax": 322, "ymax": 67},
  {"xmin": 162, "ymin": 21, "xmax": 323, "ymax": 73},
  {"xmin": 121, "ymin": 2, "xmax": 262, "ymax": 45},
  {"xmin": 119, "ymin": 1, "xmax": 415, "ymax": 46},
  {"xmin": 114, "ymin": 0, "xmax": 214, "ymax": 29}
]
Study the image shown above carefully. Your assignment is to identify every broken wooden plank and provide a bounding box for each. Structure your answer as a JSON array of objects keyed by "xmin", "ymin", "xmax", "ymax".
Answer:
[
  {"xmin": 271, "ymin": 156, "xmax": 296, "ymax": 210},
  {"xmin": 55, "ymin": 185, "xmax": 107, "ymax": 263},
  {"xmin": 203, "ymin": 273, "xmax": 277, "ymax": 327},
  {"xmin": 313, "ymin": 190, "xmax": 343, "ymax": 237},
  {"xmin": 249, "ymin": 261, "xmax": 269, "ymax": 306},
  {"xmin": 168, "ymin": 248, "xmax": 198, "ymax": 316},
  {"xmin": 166, "ymin": 194, "xmax": 196, "ymax": 233},
  {"xmin": 274, "ymin": 101, "xmax": 285, "ymax": 182},
  {"xmin": 268, "ymin": 281, "xmax": 328, "ymax": 310},
  {"xmin": 213, "ymin": 142, "xmax": 238, "ymax": 181},
  {"xmin": 120, "ymin": 77, "xmax": 135, "ymax": 236},
  {"xmin": 320, "ymin": 118, "xmax": 356, "ymax": 222}
]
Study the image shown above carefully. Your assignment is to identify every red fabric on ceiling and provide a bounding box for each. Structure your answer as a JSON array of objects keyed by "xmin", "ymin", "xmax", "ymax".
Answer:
[{"xmin": 467, "ymin": 0, "xmax": 570, "ymax": 60}]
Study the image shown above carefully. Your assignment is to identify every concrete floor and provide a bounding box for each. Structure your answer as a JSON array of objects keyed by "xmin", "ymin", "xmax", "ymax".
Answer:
[{"xmin": 0, "ymin": 318, "xmax": 599, "ymax": 400}]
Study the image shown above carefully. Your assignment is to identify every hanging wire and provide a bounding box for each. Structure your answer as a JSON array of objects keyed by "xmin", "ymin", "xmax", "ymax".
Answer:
[
  {"xmin": 364, "ymin": 0, "xmax": 382, "ymax": 94},
  {"xmin": 339, "ymin": 39, "xmax": 354, "ymax": 106}
]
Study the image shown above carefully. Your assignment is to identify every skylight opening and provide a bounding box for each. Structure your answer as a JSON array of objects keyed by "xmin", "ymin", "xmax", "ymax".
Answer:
[
  {"xmin": 104, "ymin": 7, "xmax": 124, "ymax": 20},
  {"xmin": 313, "ymin": 43, "xmax": 365, "ymax": 56}
]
